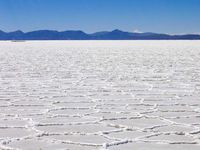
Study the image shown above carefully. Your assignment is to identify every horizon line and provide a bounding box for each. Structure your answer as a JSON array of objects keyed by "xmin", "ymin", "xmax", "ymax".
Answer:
[{"xmin": 1, "ymin": 29, "xmax": 200, "ymax": 36}]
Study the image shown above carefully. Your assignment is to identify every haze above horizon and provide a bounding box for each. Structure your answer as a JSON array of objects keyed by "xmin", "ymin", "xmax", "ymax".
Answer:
[{"xmin": 0, "ymin": 0, "xmax": 200, "ymax": 34}]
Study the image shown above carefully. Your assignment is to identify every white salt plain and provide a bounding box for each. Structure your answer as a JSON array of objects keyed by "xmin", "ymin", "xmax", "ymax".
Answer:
[{"xmin": 0, "ymin": 40, "xmax": 200, "ymax": 150}]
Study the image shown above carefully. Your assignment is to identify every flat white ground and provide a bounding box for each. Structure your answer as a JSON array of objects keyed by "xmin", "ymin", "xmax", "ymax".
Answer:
[{"xmin": 0, "ymin": 40, "xmax": 200, "ymax": 150}]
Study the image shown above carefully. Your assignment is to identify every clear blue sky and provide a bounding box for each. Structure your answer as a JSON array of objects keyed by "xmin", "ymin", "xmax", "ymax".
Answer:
[{"xmin": 0, "ymin": 0, "xmax": 200, "ymax": 34}]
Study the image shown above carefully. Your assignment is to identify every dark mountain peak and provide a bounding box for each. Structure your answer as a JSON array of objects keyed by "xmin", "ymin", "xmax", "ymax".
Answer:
[
  {"xmin": 62, "ymin": 30, "xmax": 86, "ymax": 34},
  {"xmin": 9, "ymin": 30, "xmax": 24, "ymax": 34},
  {"xmin": 27, "ymin": 30, "xmax": 58, "ymax": 34},
  {"xmin": 140, "ymin": 32, "xmax": 156, "ymax": 35},
  {"xmin": 111, "ymin": 29, "xmax": 124, "ymax": 33},
  {"xmin": 0, "ymin": 30, "xmax": 6, "ymax": 33},
  {"xmin": 60, "ymin": 30, "xmax": 89, "ymax": 40},
  {"xmin": 91, "ymin": 31, "xmax": 109, "ymax": 36}
]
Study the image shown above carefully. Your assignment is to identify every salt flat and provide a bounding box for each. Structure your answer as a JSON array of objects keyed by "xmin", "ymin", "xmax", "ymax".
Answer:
[{"xmin": 0, "ymin": 40, "xmax": 200, "ymax": 150}]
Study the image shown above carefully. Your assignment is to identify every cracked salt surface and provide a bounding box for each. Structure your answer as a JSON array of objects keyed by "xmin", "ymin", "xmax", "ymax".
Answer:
[{"xmin": 0, "ymin": 40, "xmax": 200, "ymax": 150}]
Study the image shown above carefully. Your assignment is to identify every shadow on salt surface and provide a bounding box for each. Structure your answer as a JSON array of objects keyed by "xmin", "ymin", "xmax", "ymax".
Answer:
[
  {"xmin": 0, "ymin": 128, "xmax": 36, "ymax": 138},
  {"xmin": 147, "ymin": 111, "xmax": 198, "ymax": 118},
  {"xmin": 36, "ymin": 123, "xmax": 116, "ymax": 134},
  {"xmin": 169, "ymin": 116, "xmax": 200, "ymax": 124},
  {"xmin": 153, "ymin": 125, "xmax": 195, "ymax": 133},
  {"xmin": 145, "ymin": 133, "xmax": 196, "ymax": 143},
  {"xmin": 5, "ymin": 138, "xmax": 100, "ymax": 150},
  {"xmin": 104, "ymin": 117, "xmax": 168, "ymax": 129},
  {"xmin": 106, "ymin": 130, "xmax": 149, "ymax": 139},
  {"xmin": 109, "ymin": 142, "xmax": 200, "ymax": 150},
  {"xmin": 41, "ymin": 134, "xmax": 113, "ymax": 145},
  {"xmin": 48, "ymin": 107, "xmax": 93, "ymax": 115},
  {"xmin": 0, "ymin": 118, "xmax": 28, "ymax": 126}
]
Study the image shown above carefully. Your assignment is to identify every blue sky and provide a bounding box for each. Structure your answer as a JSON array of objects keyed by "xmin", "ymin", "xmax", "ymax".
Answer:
[{"xmin": 0, "ymin": 0, "xmax": 200, "ymax": 34}]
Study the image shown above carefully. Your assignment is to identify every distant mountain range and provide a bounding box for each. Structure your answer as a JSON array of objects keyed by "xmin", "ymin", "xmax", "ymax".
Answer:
[{"xmin": 0, "ymin": 29, "xmax": 200, "ymax": 40}]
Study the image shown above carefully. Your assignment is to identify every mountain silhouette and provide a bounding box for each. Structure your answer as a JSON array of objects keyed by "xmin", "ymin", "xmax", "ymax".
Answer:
[{"xmin": 0, "ymin": 29, "xmax": 200, "ymax": 40}]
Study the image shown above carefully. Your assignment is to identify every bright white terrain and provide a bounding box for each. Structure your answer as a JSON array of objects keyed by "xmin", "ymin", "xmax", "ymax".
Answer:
[{"xmin": 0, "ymin": 40, "xmax": 200, "ymax": 150}]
